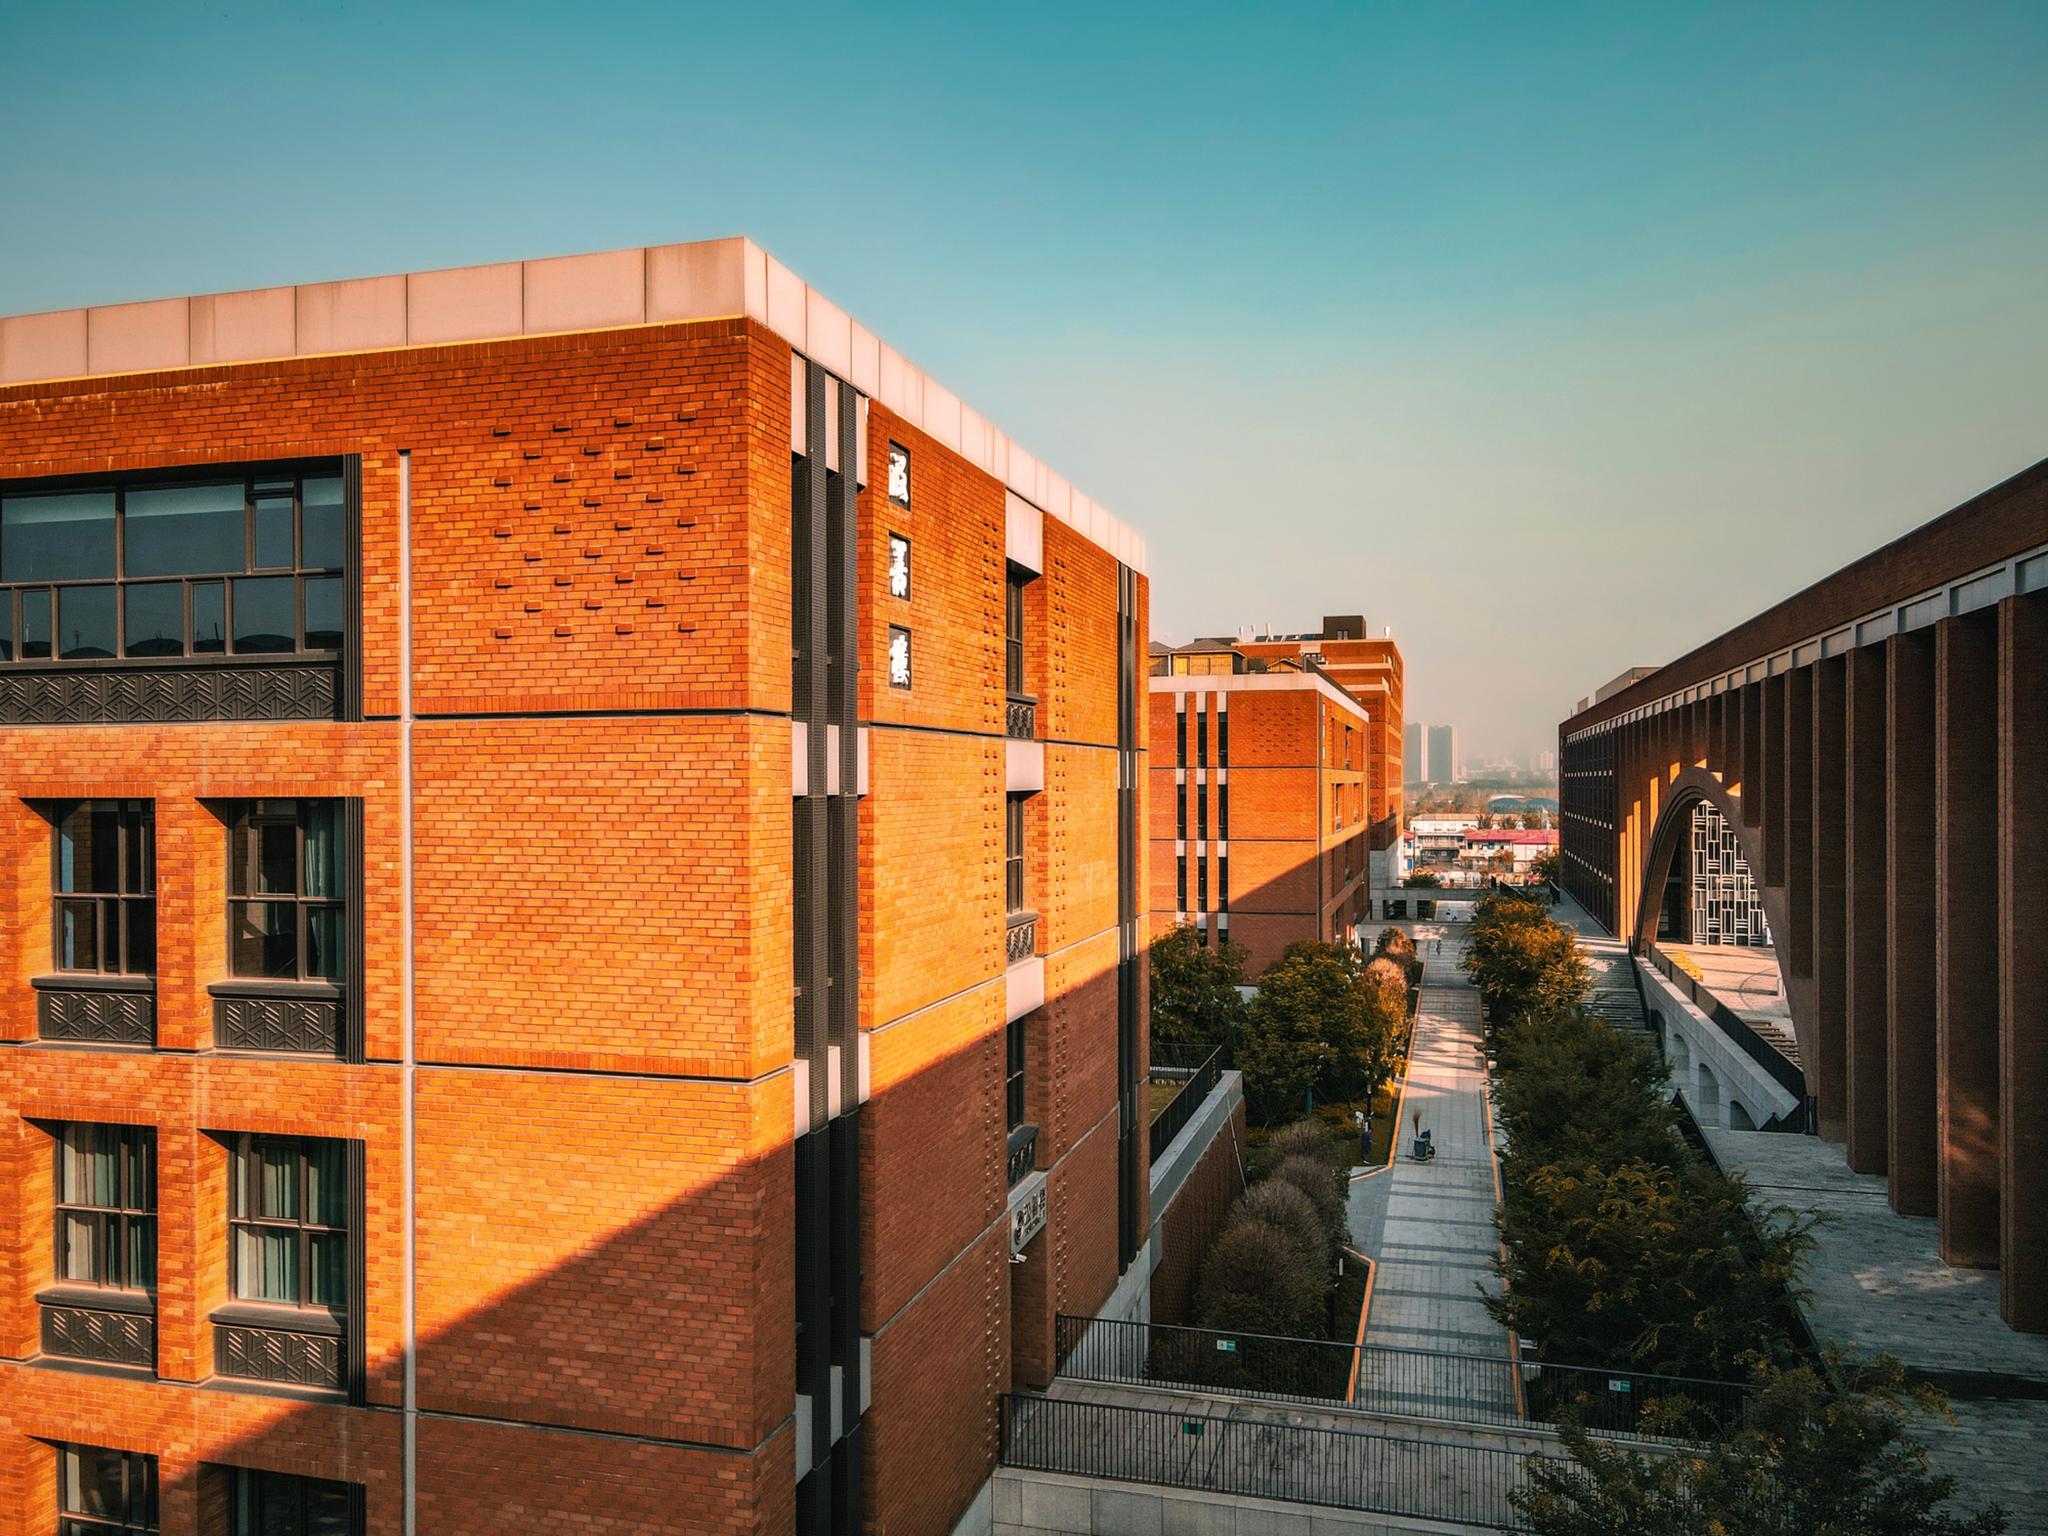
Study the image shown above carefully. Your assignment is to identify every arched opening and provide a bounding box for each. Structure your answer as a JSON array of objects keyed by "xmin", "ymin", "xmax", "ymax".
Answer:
[
  {"xmin": 1728, "ymin": 1099, "xmax": 1757, "ymax": 1132},
  {"xmin": 1695, "ymin": 1061, "xmax": 1722, "ymax": 1129}
]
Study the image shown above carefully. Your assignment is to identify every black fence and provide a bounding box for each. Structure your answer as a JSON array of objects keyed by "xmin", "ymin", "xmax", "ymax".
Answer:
[
  {"xmin": 1647, "ymin": 946, "xmax": 1809, "ymax": 1107},
  {"xmin": 1147, "ymin": 1045, "xmax": 1222, "ymax": 1164},
  {"xmin": 1057, "ymin": 1313, "xmax": 1357, "ymax": 1405},
  {"xmin": 1001, "ymin": 1392, "xmax": 1545, "ymax": 1531},
  {"xmin": 1056, "ymin": 1314, "xmax": 1752, "ymax": 1442}
]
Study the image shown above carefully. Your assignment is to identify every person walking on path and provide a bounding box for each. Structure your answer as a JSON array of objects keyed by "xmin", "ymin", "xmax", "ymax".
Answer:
[{"xmin": 1355, "ymin": 1108, "xmax": 1374, "ymax": 1164}]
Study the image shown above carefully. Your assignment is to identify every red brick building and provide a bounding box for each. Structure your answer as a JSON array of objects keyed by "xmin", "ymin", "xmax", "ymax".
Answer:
[
  {"xmin": 0, "ymin": 239, "xmax": 1150, "ymax": 1533},
  {"xmin": 1148, "ymin": 644, "xmax": 1372, "ymax": 974},
  {"xmin": 1558, "ymin": 458, "xmax": 2046, "ymax": 1332}
]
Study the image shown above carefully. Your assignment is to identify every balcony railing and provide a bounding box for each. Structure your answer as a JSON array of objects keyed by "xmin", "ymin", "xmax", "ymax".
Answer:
[
  {"xmin": 33, "ymin": 975, "xmax": 155, "ymax": 1047},
  {"xmin": 1005, "ymin": 693, "xmax": 1036, "ymax": 740},
  {"xmin": 1647, "ymin": 946, "xmax": 1808, "ymax": 1104},
  {"xmin": 1007, "ymin": 1122, "xmax": 1039, "ymax": 1186},
  {"xmin": 211, "ymin": 980, "xmax": 346, "ymax": 1057},
  {"xmin": 1005, "ymin": 911, "xmax": 1037, "ymax": 965},
  {"xmin": 1148, "ymin": 1044, "xmax": 1222, "ymax": 1164}
]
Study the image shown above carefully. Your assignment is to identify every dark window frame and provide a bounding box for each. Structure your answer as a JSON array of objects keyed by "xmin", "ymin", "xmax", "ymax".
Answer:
[
  {"xmin": 227, "ymin": 1134, "xmax": 348, "ymax": 1314},
  {"xmin": 57, "ymin": 1443, "xmax": 158, "ymax": 1536},
  {"xmin": 1004, "ymin": 567, "xmax": 1029, "ymax": 700},
  {"xmin": 1005, "ymin": 795, "xmax": 1028, "ymax": 916},
  {"xmin": 53, "ymin": 1122, "xmax": 156, "ymax": 1294},
  {"xmin": 50, "ymin": 800, "xmax": 155, "ymax": 977},
  {"xmin": 224, "ymin": 800, "xmax": 345, "ymax": 983},
  {"xmin": 229, "ymin": 1467, "xmax": 358, "ymax": 1536},
  {"xmin": 0, "ymin": 462, "xmax": 346, "ymax": 667},
  {"xmin": 1006, "ymin": 1015, "xmax": 1027, "ymax": 1131}
]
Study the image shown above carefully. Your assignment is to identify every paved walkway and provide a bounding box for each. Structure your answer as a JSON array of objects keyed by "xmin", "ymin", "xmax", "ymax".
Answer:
[{"xmin": 1349, "ymin": 922, "xmax": 1516, "ymax": 1421}]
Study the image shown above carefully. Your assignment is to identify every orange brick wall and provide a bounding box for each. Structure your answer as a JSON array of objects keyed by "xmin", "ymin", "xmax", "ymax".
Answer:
[{"xmin": 0, "ymin": 318, "xmax": 1145, "ymax": 1536}]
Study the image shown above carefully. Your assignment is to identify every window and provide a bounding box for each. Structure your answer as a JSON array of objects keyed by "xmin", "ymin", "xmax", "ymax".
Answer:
[
  {"xmin": 1004, "ymin": 569, "xmax": 1027, "ymax": 698},
  {"xmin": 230, "ymin": 1469, "xmax": 355, "ymax": 1536},
  {"xmin": 1196, "ymin": 708, "xmax": 1207, "ymax": 767},
  {"xmin": 1176, "ymin": 779, "xmax": 1186, "ymax": 839},
  {"xmin": 53, "ymin": 1124, "xmax": 155, "ymax": 1292},
  {"xmin": 1197, "ymin": 782, "xmax": 1208, "ymax": 841},
  {"xmin": 1005, "ymin": 796, "xmax": 1027, "ymax": 915},
  {"xmin": 1217, "ymin": 712, "xmax": 1228, "ymax": 764},
  {"xmin": 228, "ymin": 1135, "xmax": 347, "ymax": 1312},
  {"xmin": 52, "ymin": 801, "xmax": 154, "ymax": 976},
  {"xmin": 1006, "ymin": 1015, "xmax": 1027, "ymax": 1130},
  {"xmin": 226, "ymin": 801, "xmax": 344, "ymax": 982},
  {"xmin": 1176, "ymin": 854, "xmax": 1186, "ymax": 911},
  {"xmin": 1175, "ymin": 708, "xmax": 1186, "ymax": 766},
  {"xmin": 1219, "ymin": 856, "xmax": 1230, "ymax": 913},
  {"xmin": 1217, "ymin": 783, "xmax": 1229, "ymax": 840},
  {"xmin": 58, "ymin": 1445, "xmax": 157, "ymax": 1536},
  {"xmin": 0, "ymin": 467, "xmax": 344, "ymax": 664}
]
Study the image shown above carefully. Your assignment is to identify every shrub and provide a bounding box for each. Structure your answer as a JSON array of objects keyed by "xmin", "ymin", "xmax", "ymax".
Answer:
[
  {"xmin": 1193, "ymin": 1218, "xmax": 1326, "ymax": 1341},
  {"xmin": 1268, "ymin": 1152, "xmax": 1350, "ymax": 1251},
  {"xmin": 1233, "ymin": 1179, "xmax": 1332, "ymax": 1279},
  {"xmin": 1364, "ymin": 954, "xmax": 1410, "ymax": 1014},
  {"xmin": 1265, "ymin": 1117, "xmax": 1341, "ymax": 1170},
  {"xmin": 1374, "ymin": 926, "xmax": 1417, "ymax": 965}
]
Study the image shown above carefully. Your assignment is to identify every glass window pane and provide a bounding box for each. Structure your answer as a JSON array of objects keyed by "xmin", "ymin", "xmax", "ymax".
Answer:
[
  {"xmin": 259, "ymin": 1141, "xmax": 298, "ymax": 1219},
  {"xmin": 126, "ymin": 897, "xmax": 156, "ymax": 975},
  {"xmin": 258, "ymin": 818, "xmax": 298, "ymax": 894},
  {"xmin": 303, "ymin": 575, "xmax": 342, "ymax": 651},
  {"xmin": 231, "ymin": 901, "xmax": 299, "ymax": 978},
  {"xmin": 60, "ymin": 1212, "xmax": 99, "ymax": 1282},
  {"xmin": 124, "ymin": 482, "xmax": 245, "ymax": 577},
  {"xmin": 306, "ymin": 905, "xmax": 343, "ymax": 982},
  {"xmin": 125, "ymin": 807, "xmax": 151, "ymax": 893},
  {"xmin": 231, "ymin": 576, "xmax": 294, "ymax": 653},
  {"xmin": 124, "ymin": 582, "xmax": 185, "ymax": 657},
  {"xmin": 55, "ymin": 898, "xmax": 100, "ymax": 971},
  {"xmin": 306, "ymin": 1140, "xmax": 345, "ymax": 1226},
  {"xmin": 302, "ymin": 476, "xmax": 345, "ymax": 569},
  {"xmin": 192, "ymin": 580, "xmax": 226, "ymax": 654},
  {"xmin": 253, "ymin": 497, "xmax": 294, "ymax": 568},
  {"xmin": 302, "ymin": 802, "xmax": 339, "ymax": 897},
  {"xmin": 127, "ymin": 1214, "xmax": 155, "ymax": 1290},
  {"xmin": 306, "ymin": 1479, "xmax": 354, "ymax": 1536},
  {"xmin": 309, "ymin": 1231, "xmax": 346, "ymax": 1307},
  {"xmin": 57, "ymin": 803, "xmax": 106, "ymax": 893},
  {"xmin": 1, "ymin": 492, "xmax": 115, "ymax": 583},
  {"xmin": 57, "ymin": 584, "xmax": 116, "ymax": 660},
  {"xmin": 21, "ymin": 588, "xmax": 50, "ymax": 659}
]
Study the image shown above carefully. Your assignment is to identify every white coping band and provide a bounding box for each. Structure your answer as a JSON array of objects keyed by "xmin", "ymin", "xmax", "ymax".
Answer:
[{"xmin": 0, "ymin": 236, "xmax": 1145, "ymax": 576}]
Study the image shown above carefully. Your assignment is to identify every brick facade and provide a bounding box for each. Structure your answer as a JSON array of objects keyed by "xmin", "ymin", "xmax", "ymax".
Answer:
[{"xmin": 0, "ymin": 244, "xmax": 1150, "ymax": 1532}]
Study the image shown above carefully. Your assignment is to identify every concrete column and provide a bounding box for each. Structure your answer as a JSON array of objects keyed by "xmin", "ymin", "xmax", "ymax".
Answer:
[
  {"xmin": 1810, "ymin": 657, "xmax": 1847, "ymax": 1143},
  {"xmin": 1784, "ymin": 667, "xmax": 1815, "ymax": 980},
  {"xmin": 1843, "ymin": 645, "xmax": 1889, "ymax": 1174},
  {"xmin": 1741, "ymin": 681, "xmax": 1763, "ymax": 828},
  {"xmin": 1935, "ymin": 612, "xmax": 2000, "ymax": 1268},
  {"xmin": 1762, "ymin": 673, "xmax": 1788, "ymax": 885},
  {"xmin": 1887, "ymin": 630, "xmax": 1938, "ymax": 1217},
  {"xmin": 1999, "ymin": 593, "xmax": 2047, "ymax": 1330}
]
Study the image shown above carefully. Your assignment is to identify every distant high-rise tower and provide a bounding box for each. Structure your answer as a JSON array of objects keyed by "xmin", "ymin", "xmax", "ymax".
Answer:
[
  {"xmin": 1403, "ymin": 721, "xmax": 1425, "ymax": 783},
  {"xmin": 1427, "ymin": 724, "xmax": 1461, "ymax": 784}
]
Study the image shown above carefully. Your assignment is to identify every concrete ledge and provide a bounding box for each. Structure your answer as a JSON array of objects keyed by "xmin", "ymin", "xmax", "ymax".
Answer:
[
  {"xmin": 1636, "ymin": 959, "xmax": 1801, "ymax": 1130},
  {"xmin": 992, "ymin": 1469, "xmax": 1493, "ymax": 1535}
]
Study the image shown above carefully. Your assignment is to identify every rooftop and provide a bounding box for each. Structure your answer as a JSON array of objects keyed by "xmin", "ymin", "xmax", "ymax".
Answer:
[{"xmin": 0, "ymin": 235, "xmax": 1145, "ymax": 574}]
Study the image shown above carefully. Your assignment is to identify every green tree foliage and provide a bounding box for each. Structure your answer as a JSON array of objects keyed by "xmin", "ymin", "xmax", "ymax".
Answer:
[
  {"xmin": 1148, "ymin": 923, "xmax": 1249, "ymax": 1057},
  {"xmin": 1463, "ymin": 892, "xmax": 1589, "ymax": 1027},
  {"xmin": 1241, "ymin": 940, "xmax": 1401, "ymax": 1120},
  {"xmin": 1234, "ymin": 1179, "xmax": 1332, "ymax": 1279},
  {"xmin": 1517, "ymin": 1357, "xmax": 2006, "ymax": 1536},
  {"xmin": 1531, "ymin": 848, "xmax": 1562, "ymax": 885},
  {"xmin": 1406, "ymin": 869, "xmax": 1444, "ymax": 888},
  {"xmin": 1267, "ymin": 1152, "xmax": 1350, "ymax": 1253},
  {"xmin": 1265, "ymin": 1118, "xmax": 1341, "ymax": 1170}
]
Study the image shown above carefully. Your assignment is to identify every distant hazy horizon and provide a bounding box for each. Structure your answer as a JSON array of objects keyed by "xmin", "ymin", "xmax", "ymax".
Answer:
[{"xmin": 4, "ymin": 1, "xmax": 2044, "ymax": 762}]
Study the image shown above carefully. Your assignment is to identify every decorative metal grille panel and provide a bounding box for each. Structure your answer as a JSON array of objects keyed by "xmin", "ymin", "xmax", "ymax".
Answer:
[
  {"xmin": 39, "ymin": 986, "xmax": 155, "ymax": 1045},
  {"xmin": 1006, "ymin": 916, "xmax": 1037, "ymax": 965},
  {"xmin": 1689, "ymin": 801, "xmax": 1772, "ymax": 946},
  {"xmin": 215, "ymin": 993, "xmax": 344, "ymax": 1056},
  {"xmin": 42, "ymin": 1302, "xmax": 155, "ymax": 1368},
  {"xmin": 215, "ymin": 1322, "xmax": 342, "ymax": 1389},
  {"xmin": 0, "ymin": 662, "xmax": 340, "ymax": 726},
  {"xmin": 1005, "ymin": 696, "xmax": 1036, "ymax": 740}
]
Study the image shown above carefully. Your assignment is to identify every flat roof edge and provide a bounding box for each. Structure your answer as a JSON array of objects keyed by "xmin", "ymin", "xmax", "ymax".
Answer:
[{"xmin": 0, "ymin": 236, "xmax": 1146, "ymax": 575}]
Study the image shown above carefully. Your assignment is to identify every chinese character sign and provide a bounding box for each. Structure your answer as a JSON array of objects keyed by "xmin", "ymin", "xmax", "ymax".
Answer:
[
  {"xmin": 887, "ymin": 443, "xmax": 910, "ymax": 507},
  {"xmin": 888, "ymin": 626, "xmax": 912, "ymax": 689},
  {"xmin": 888, "ymin": 534, "xmax": 911, "ymax": 600}
]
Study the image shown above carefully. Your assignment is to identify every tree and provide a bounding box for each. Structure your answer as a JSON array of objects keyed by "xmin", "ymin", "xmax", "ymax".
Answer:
[
  {"xmin": 1406, "ymin": 869, "xmax": 1443, "ymax": 888},
  {"xmin": 1149, "ymin": 923, "xmax": 1249, "ymax": 1057},
  {"xmin": 1193, "ymin": 1218, "xmax": 1327, "ymax": 1340},
  {"xmin": 1463, "ymin": 894, "xmax": 1588, "ymax": 1026},
  {"xmin": 1240, "ymin": 941, "xmax": 1400, "ymax": 1120},
  {"xmin": 1531, "ymin": 848, "xmax": 1562, "ymax": 885},
  {"xmin": 1517, "ymin": 1357, "xmax": 2007, "ymax": 1536}
]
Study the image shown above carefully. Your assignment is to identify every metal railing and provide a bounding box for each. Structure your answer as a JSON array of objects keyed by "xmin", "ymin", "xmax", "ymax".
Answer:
[
  {"xmin": 1005, "ymin": 693, "xmax": 1036, "ymax": 740},
  {"xmin": 1146, "ymin": 1047, "xmax": 1223, "ymax": 1164},
  {"xmin": 1648, "ymin": 946, "xmax": 1808, "ymax": 1104},
  {"xmin": 1005, "ymin": 912, "xmax": 1037, "ymax": 965},
  {"xmin": 1001, "ymin": 1392, "xmax": 1546, "ymax": 1531},
  {"xmin": 1007, "ymin": 1123, "xmax": 1039, "ymax": 1187},
  {"xmin": 1056, "ymin": 1314, "xmax": 1753, "ymax": 1442},
  {"xmin": 1058, "ymin": 1314, "xmax": 1356, "ymax": 1405}
]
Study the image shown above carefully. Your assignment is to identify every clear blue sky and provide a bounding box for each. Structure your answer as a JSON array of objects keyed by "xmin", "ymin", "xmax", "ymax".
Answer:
[{"xmin": 4, "ymin": 1, "xmax": 2045, "ymax": 760}]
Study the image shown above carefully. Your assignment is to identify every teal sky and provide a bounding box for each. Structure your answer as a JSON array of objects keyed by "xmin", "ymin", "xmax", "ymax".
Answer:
[{"xmin": 4, "ymin": 1, "xmax": 2045, "ymax": 760}]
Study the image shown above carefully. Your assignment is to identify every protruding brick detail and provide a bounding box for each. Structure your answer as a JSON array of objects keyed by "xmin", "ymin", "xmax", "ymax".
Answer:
[
  {"xmin": 1843, "ymin": 645, "xmax": 1891, "ymax": 1174},
  {"xmin": 1887, "ymin": 630, "xmax": 1940, "ymax": 1217},
  {"xmin": 1998, "ymin": 593, "xmax": 2047, "ymax": 1329},
  {"xmin": 1808, "ymin": 657, "xmax": 1847, "ymax": 1143}
]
